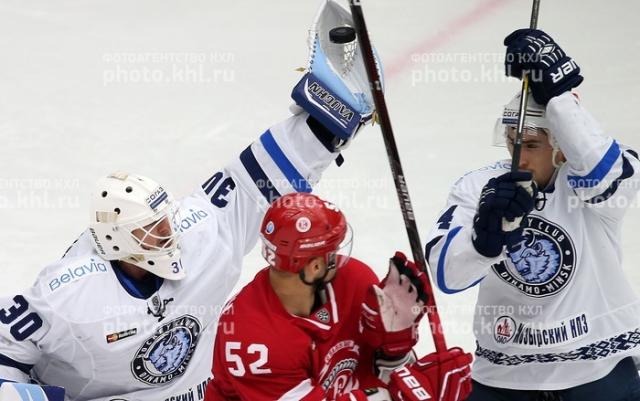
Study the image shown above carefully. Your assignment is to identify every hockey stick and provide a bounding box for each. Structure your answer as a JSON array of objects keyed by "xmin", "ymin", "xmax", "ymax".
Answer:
[
  {"xmin": 510, "ymin": 0, "xmax": 542, "ymax": 173},
  {"xmin": 348, "ymin": 0, "xmax": 447, "ymax": 353}
]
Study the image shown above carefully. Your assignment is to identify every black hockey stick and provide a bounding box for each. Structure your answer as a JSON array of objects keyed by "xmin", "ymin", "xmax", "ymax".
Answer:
[
  {"xmin": 348, "ymin": 0, "xmax": 447, "ymax": 353},
  {"xmin": 510, "ymin": 0, "xmax": 542, "ymax": 172}
]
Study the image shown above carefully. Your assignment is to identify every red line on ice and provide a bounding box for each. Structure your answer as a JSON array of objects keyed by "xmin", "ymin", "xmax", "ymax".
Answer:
[{"xmin": 385, "ymin": 0, "xmax": 513, "ymax": 80}]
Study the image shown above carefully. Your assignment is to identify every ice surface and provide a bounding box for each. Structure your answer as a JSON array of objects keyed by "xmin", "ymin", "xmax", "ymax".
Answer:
[{"xmin": 1, "ymin": 0, "xmax": 639, "ymax": 357}]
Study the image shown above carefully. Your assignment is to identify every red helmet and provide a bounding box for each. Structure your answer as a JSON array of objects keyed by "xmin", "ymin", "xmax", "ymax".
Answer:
[{"xmin": 260, "ymin": 193, "xmax": 352, "ymax": 273}]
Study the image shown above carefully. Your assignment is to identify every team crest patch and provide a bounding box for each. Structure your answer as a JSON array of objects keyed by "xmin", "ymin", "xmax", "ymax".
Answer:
[
  {"xmin": 320, "ymin": 340, "xmax": 360, "ymax": 398},
  {"xmin": 492, "ymin": 215, "xmax": 576, "ymax": 297},
  {"xmin": 494, "ymin": 316, "xmax": 516, "ymax": 345},
  {"xmin": 315, "ymin": 308, "xmax": 330, "ymax": 323},
  {"xmin": 296, "ymin": 217, "xmax": 311, "ymax": 233},
  {"xmin": 265, "ymin": 221, "xmax": 275, "ymax": 234},
  {"xmin": 131, "ymin": 315, "xmax": 201, "ymax": 385}
]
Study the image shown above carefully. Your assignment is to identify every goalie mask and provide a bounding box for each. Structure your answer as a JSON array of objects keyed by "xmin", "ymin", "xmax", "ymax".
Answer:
[
  {"xmin": 88, "ymin": 172, "xmax": 184, "ymax": 280},
  {"xmin": 260, "ymin": 193, "xmax": 352, "ymax": 276}
]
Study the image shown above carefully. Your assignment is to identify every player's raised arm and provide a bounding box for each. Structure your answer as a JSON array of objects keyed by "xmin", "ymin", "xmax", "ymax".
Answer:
[
  {"xmin": 189, "ymin": 0, "xmax": 383, "ymax": 257},
  {"xmin": 504, "ymin": 29, "xmax": 640, "ymax": 221}
]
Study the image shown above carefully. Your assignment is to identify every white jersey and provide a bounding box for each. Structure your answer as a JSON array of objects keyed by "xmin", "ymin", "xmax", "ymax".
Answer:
[
  {"xmin": 425, "ymin": 92, "xmax": 640, "ymax": 390},
  {"xmin": 0, "ymin": 112, "xmax": 339, "ymax": 400}
]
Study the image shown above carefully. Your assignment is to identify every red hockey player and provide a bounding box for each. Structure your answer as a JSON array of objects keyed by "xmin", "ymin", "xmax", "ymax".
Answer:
[{"xmin": 204, "ymin": 193, "xmax": 472, "ymax": 401}]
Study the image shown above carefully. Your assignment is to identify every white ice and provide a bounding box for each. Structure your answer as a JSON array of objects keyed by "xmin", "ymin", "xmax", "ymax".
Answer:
[{"xmin": 1, "ymin": 0, "xmax": 639, "ymax": 358}]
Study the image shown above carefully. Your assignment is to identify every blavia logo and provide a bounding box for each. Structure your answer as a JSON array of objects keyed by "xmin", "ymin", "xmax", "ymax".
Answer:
[
  {"xmin": 492, "ymin": 215, "xmax": 576, "ymax": 298},
  {"xmin": 177, "ymin": 209, "xmax": 209, "ymax": 233},
  {"xmin": 131, "ymin": 315, "xmax": 201, "ymax": 385},
  {"xmin": 49, "ymin": 259, "xmax": 109, "ymax": 292}
]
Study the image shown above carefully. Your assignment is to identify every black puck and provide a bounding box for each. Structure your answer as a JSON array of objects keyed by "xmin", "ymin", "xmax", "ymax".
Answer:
[{"xmin": 329, "ymin": 26, "xmax": 356, "ymax": 44}]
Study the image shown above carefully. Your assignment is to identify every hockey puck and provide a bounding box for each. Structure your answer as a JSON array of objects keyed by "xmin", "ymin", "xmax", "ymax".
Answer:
[{"xmin": 329, "ymin": 26, "xmax": 356, "ymax": 44}]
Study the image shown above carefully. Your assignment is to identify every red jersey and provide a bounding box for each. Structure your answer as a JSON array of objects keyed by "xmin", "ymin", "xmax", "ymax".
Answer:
[{"xmin": 204, "ymin": 257, "xmax": 382, "ymax": 400}]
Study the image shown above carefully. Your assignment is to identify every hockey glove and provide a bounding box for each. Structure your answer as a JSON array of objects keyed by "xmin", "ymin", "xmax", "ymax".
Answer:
[
  {"xmin": 291, "ymin": 0, "xmax": 383, "ymax": 145},
  {"xmin": 472, "ymin": 171, "xmax": 535, "ymax": 258},
  {"xmin": 360, "ymin": 252, "xmax": 428, "ymax": 357},
  {"xmin": 387, "ymin": 348, "xmax": 473, "ymax": 401},
  {"xmin": 504, "ymin": 29, "xmax": 583, "ymax": 105}
]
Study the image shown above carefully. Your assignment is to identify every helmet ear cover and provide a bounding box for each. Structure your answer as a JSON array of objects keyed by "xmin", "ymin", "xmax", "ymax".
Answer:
[{"xmin": 88, "ymin": 172, "xmax": 185, "ymax": 280}]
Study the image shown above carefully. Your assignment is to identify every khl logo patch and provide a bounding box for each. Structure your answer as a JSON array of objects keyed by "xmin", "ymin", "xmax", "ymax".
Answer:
[
  {"xmin": 492, "ymin": 215, "xmax": 576, "ymax": 298},
  {"xmin": 131, "ymin": 314, "xmax": 201, "ymax": 385}
]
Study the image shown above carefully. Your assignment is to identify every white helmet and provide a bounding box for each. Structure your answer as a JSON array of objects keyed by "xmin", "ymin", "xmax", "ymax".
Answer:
[
  {"xmin": 88, "ymin": 172, "xmax": 184, "ymax": 280},
  {"xmin": 493, "ymin": 91, "xmax": 562, "ymax": 168}
]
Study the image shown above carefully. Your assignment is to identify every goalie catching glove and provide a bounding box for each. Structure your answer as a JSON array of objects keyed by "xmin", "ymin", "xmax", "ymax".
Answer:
[
  {"xmin": 292, "ymin": 0, "xmax": 384, "ymax": 145},
  {"xmin": 360, "ymin": 252, "xmax": 428, "ymax": 357}
]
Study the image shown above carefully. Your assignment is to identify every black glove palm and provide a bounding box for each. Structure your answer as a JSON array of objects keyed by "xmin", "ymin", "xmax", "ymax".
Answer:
[{"xmin": 472, "ymin": 171, "xmax": 535, "ymax": 258}]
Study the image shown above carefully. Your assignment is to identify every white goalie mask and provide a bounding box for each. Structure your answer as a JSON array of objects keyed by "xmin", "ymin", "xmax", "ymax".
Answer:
[
  {"xmin": 493, "ymin": 92, "xmax": 563, "ymax": 168},
  {"xmin": 88, "ymin": 172, "xmax": 184, "ymax": 280}
]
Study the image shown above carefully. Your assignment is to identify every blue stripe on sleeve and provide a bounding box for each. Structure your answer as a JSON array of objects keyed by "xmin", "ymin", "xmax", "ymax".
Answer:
[
  {"xmin": 568, "ymin": 141, "xmax": 621, "ymax": 188},
  {"xmin": 260, "ymin": 130, "xmax": 312, "ymax": 193},
  {"xmin": 437, "ymin": 226, "xmax": 484, "ymax": 294},
  {"xmin": 0, "ymin": 353, "xmax": 33, "ymax": 375},
  {"xmin": 585, "ymin": 153, "xmax": 635, "ymax": 204},
  {"xmin": 239, "ymin": 145, "xmax": 281, "ymax": 203}
]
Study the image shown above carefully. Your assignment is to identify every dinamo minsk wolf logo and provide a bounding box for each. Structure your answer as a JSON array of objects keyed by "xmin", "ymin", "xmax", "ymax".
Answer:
[
  {"xmin": 131, "ymin": 315, "xmax": 202, "ymax": 385},
  {"xmin": 492, "ymin": 215, "xmax": 576, "ymax": 298}
]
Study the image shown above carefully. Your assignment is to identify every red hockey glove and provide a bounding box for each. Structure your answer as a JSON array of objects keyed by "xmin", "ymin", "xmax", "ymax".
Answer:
[
  {"xmin": 387, "ymin": 348, "xmax": 472, "ymax": 401},
  {"xmin": 360, "ymin": 252, "xmax": 428, "ymax": 356}
]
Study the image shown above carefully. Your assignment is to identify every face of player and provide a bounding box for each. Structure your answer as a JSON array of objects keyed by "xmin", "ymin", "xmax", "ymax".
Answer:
[
  {"xmin": 131, "ymin": 217, "xmax": 174, "ymax": 251},
  {"xmin": 506, "ymin": 127, "xmax": 562, "ymax": 189}
]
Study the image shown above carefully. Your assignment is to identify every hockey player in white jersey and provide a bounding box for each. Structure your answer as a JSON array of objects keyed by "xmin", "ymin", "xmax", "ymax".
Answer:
[
  {"xmin": 425, "ymin": 29, "xmax": 640, "ymax": 400},
  {"xmin": 0, "ymin": 2, "xmax": 383, "ymax": 400}
]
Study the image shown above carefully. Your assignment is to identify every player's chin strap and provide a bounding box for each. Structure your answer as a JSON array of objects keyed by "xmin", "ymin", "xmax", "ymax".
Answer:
[
  {"xmin": 534, "ymin": 180, "xmax": 546, "ymax": 211},
  {"xmin": 534, "ymin": 163, "xmax": 563, "ymax": 211}
]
